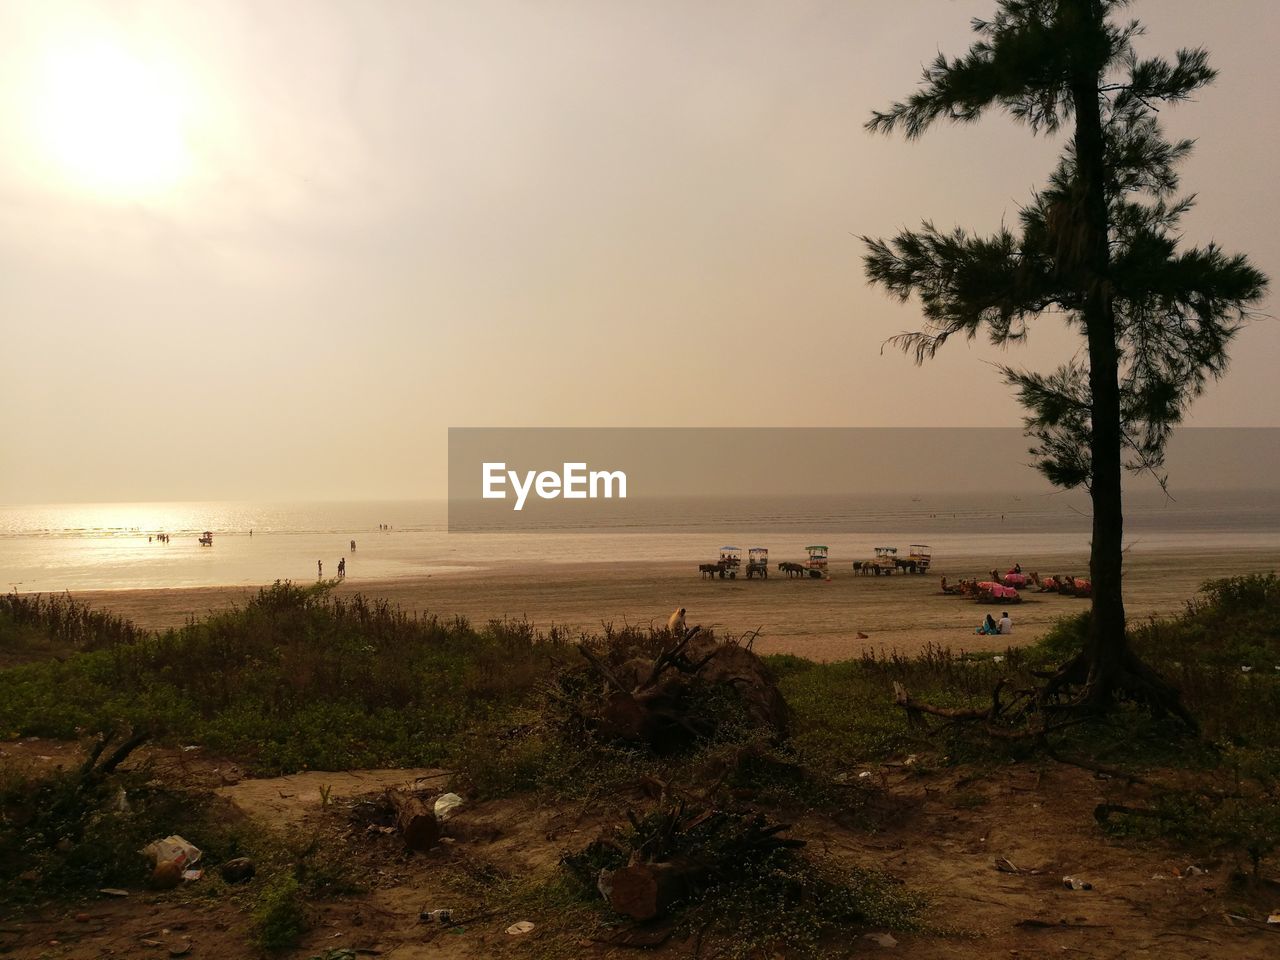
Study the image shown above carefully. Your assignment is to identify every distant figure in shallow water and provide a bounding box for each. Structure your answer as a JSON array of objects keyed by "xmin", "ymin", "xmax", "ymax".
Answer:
[{"xmin": 318, "ymin": 559, "xmax": 323, "ymax": 578}]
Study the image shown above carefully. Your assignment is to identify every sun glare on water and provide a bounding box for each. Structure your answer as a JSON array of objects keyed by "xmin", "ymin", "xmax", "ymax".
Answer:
[{"xmin": 31, "ymin": 38, "xmax": 193, "ymax": 197}]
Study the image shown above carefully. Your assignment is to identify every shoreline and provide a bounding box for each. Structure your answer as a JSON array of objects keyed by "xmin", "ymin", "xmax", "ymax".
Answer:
[{"xmin": 52, "ymin": 544, "xmax": 1280, "ymax": 662}]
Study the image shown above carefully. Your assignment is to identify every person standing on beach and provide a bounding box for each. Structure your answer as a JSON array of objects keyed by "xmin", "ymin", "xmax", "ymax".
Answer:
[
  {"xmin": 668, "ymin": 607, "xmax": 686, "ymax": 635},
  {"xmin": 318, "ymin": 559, "xmax": 323, "ymax": 578},
  {"xmin": 338, "ymin": 558, "xmax": 346, "ymax": 578},
  {"xmin": 999, "ymin": 611, "xmax": 1013, "ymax": 635}
]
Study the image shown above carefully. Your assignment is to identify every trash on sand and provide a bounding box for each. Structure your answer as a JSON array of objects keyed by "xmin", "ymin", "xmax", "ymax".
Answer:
[
  {"xmin": 420, "ymin": 909, "xmax": 452, "ymax": 923},
  {"xmin": 141, "ymin": 836, "xmax": 201, "ymax": 871},
  {"xmin": 434, "ymin": 793, "xmax": 465, "ymax": 821},
  {"xmin": 1268, "ymin": 912, "xmax": 1280, "ymax": 925},
  {"xmin": 859, "ymin": 771, "xmax": 873, "ymax": 779},
  {"xmin": 994, "ymin": 857, "xmax": 1022, "ymax": 874},
  {"xmin": 863, "ymin": 932, "xmax": 898, "ymax": 947},
  {"xmin": 169, "ymin": 941, "xmax": 192, "ymax": 957},
  {"xmin": 98, "ymin": 888, "xmax": 129, "ymax": 897},
  {"xmin": 992, "ymin": 655, "xmax": 1005, "ymax": 664},
  {"xmin": 151, "ymin": 860, "xmax": 183, "ymax": 890},
  {"xmin": 1153, "ymin": 863, "xmax": 1208, "ymax": 880},
  {"xmin": 112, "ymin": 786, "xmax": 130, "ymax": 813},
  {"xmin": 1062, "ymin": 876, "xmax": 1093, "ymax": 890},
  {"xmin": 506, "ymin": 920, "xmax": 536, "ymax": 935},
  {"xmin": 220, "ymin": 857, "xmax": 256, "ymax": 883},
  {"xmin": 181, "ymin": 869, "xmax": 202, "ymax": 882}
]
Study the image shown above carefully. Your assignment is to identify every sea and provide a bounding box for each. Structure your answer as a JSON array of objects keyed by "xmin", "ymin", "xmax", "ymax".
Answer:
[{"xmin": 1, "ymin": 490, "xmax": 1279, "ymax": 593}]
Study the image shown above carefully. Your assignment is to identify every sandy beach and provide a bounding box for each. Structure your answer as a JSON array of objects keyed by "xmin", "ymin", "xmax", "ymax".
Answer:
[{"xmin": 66, "ymin": 544, "xmax": 1280, "ymax": 661}]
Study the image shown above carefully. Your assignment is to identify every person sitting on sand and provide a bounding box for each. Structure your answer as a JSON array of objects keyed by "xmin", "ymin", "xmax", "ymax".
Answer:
[
  {"xmin": 999, "ymin": 611, "xmax": 1013, "ymax": 635},
  {"xmin": 976, "ymin": 613, "xmax": 1000, "ymax": 635}
]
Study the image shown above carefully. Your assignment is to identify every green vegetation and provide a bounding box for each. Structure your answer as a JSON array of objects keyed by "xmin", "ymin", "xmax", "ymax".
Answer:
[
  {"xmin": 252, "ymin": 873, "xmax": 310, "ymax": 950},
  {"xmin": 0, "ymin": 582, "xmax": 567, "ymax": 774},
  {"xmin": 0, "ymin": 591, "xmax": 146, "ymax": 667},
  {"xmin": 2, "ymin": 574, "xmax": 1278, "ymax": 952},
  {"xmin": 0, "ymin": 762, "xmax": 253, "ymax": 902}
]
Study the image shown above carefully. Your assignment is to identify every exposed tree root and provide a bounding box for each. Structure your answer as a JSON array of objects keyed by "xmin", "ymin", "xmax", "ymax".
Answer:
[{"xmin": 1039, "ymin": 648, "xmax": 1198, "ymax": 734}]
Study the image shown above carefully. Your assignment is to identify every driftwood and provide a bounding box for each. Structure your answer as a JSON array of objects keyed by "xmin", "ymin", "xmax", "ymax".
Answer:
[
  {"xmin": 78, "ymin": 729, "xmax": 150, "ymax": 788},
  {"xmin": 386, "ymin": 789, "xmax": 440, "ymax": 851},
  {"xmin": 576, "ymin": 626, "xmax": 788, "ymax": 752}
]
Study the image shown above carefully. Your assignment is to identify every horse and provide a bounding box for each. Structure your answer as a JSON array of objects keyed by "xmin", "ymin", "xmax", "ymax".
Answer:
[
  {"xmin": 778, "ymin": 561, "xmax": 806, "ymax": 578},
  {"xmin": 699, "ymin": 562, "xmax": 723, "ymax": 579}
]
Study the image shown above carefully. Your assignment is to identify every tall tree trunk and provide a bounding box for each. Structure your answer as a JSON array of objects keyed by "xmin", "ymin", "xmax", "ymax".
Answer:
[{"xmin": 1066, "ymin": 0, "xmax": 1127, "ymax": 705}]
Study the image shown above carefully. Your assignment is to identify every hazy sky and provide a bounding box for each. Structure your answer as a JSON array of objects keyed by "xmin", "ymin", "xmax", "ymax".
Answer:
[{"xmin": 1, "ymin": 0, "xmax": 1276, "ymax": 503}]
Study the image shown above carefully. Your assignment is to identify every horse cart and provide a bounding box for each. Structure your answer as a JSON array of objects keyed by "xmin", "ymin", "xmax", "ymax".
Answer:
[
  {"xmin": 806, "ymin": 545, "xmax": 828, "ymax": 578},
  {"xmin": 746, "ymin": 547, "xmax": 769, "ymax": 579},
  {"xmin": 719, "ymin": 546, "xmax": 742, "ymax": 579},
  {"xmin": 898, "ymin": 544, "xmax": 932, "ymax": 574},
  {"xmin": 857, "ymin": 546, "xmax": 898, "ymax": 575}
]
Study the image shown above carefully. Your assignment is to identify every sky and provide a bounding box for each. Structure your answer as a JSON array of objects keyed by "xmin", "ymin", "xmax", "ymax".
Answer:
[{"xmin": 0, "ymin": 0, "xmax": 1276, "ymax": 503}]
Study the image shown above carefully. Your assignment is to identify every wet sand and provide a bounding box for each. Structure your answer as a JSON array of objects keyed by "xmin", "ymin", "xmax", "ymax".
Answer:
[{"xmin": 65, "ymin": 545, "xmax": 1280, "ymax": 661}]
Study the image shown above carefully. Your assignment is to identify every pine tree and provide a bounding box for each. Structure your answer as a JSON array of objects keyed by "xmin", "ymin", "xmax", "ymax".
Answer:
[{"xmin": 863, "ymin": 0, "xmax": 1267, "ymax": 724}]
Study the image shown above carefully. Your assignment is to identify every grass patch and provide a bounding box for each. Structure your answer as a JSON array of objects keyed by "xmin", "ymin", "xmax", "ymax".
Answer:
[{"xmin": 0, "ymin": 582, "xmax": 569, "ymax": 774}]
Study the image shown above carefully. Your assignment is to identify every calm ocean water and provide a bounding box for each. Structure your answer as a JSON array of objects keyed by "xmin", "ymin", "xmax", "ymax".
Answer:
[{"xmin": 1, "ymin": 491, "xmax": 1278, "ymax": 592}]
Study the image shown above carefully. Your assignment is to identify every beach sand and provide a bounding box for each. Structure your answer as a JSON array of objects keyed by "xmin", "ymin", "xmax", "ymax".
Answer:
[{"xmin": 66, "ymin": 544, "xmax": 1280, "ymax": 661}]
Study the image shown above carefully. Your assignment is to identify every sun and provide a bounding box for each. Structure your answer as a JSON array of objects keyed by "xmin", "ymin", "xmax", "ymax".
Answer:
[{"xmin": 32, "ymin": 38, "xmax": 192, "ymax": 197}]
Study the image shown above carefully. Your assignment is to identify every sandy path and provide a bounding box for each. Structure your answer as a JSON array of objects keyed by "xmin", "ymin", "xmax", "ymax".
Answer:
[{"xmin": 61, "ymin": 545, "xmax": 1280, "ymax": 661}]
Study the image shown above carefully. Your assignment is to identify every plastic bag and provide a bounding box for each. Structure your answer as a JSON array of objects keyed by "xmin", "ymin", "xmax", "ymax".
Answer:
[
  {"xmin": 434, "ymin": 793, "xmax": 465, "ymax": 821},
  {"xmin": 140, "ymin": 835, "xmax": 202, "ymax": 870}
]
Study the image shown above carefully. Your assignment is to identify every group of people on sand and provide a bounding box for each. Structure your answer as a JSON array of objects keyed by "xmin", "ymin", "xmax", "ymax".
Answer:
[
  {"xmin": 148, "ymin": 533, "xmax": 171, "ymax": 543},
  {"xmin": 976, "ymin": 611, "xmax": 1013, "ymax": 636}
]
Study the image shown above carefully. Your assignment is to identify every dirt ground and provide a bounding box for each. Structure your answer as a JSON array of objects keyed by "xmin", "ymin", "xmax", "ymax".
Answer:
[{"xmin": 2, "ymin": 740, "xmax": 1278, "ymax": 959}]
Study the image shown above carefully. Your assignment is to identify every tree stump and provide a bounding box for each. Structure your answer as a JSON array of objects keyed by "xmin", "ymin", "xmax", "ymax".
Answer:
[
  {"xmin": 386, "ymin": 789, "xmax": 440, "ymax": 851},
  {"xmin": 603, "ymin": 859, "xmax": 700, "ymax": 920}
]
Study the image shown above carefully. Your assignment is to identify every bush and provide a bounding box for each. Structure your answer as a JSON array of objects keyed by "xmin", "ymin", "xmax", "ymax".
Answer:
[{"xmin": 252, "ymin": 873, "xmax": 309, "ymax": 950}]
